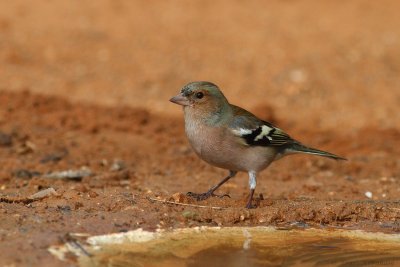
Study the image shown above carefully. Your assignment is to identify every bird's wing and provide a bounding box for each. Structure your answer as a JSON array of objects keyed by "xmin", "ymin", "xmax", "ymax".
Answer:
[{"xmin": 228, "ymin": 105, "xmax": 293, "ymax": 147}]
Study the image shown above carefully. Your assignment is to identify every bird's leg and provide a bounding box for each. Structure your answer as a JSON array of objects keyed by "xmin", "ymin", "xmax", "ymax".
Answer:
[
  {"xmin": 187, "ymin": 170, "xmax": 237, "ymax": 201},
  {"xmin": 245, "ymin": 171, "xmax": 257, "ymax": 209}
]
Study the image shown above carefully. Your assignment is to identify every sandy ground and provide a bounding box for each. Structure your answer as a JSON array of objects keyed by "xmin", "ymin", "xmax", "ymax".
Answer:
[{"xmin": 0, "ymin": 1, "xmax": 400, "ymax": 266}]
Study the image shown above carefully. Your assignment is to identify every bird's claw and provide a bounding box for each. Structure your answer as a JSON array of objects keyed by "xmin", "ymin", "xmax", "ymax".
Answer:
[
  {"xmin": 186, "ymin": 191, "xmax": 231, "ymax": 201},
  {"xmin": 245, "ymin": 202, "xmax": 257, "ymax": 209}
]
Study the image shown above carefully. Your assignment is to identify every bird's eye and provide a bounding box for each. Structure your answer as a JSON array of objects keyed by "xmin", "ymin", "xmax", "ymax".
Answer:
[{"xmin": 195, "ymin": 92, "xmax": 204, "ymax": 99}]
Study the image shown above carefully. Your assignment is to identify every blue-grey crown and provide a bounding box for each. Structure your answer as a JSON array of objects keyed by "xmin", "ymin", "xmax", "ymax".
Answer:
[{"xmin": 181, "ymin": 81, "xmax": 218, "ymax": 96}]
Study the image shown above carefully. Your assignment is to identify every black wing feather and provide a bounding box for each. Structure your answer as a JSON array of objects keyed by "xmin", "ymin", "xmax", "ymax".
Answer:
[
  {"xmin": 240, "ymin": 121, "xmax": 292, "ymax": 147},
  {"xmin": 229, "ymin": 105, "xmax": 294, "ymax": 147}
]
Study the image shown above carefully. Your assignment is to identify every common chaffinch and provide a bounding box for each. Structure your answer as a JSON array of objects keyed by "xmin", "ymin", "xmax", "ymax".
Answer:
[{"xmin": 170, "ymin": 81, "xmax": 346, "ymax": 208}]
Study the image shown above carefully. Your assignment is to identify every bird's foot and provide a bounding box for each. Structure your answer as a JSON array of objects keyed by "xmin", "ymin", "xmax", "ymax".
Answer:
[
  {"xmin": 245, "ymin": 189, "xmax": 257, "ymax": 209},
  {"xmin": 245, "ymin": 202, "xmax": 257, "ymax": 209},
  {"xmin": 186, "ymin": 191, "xmax": 231, "ymax": 201}
]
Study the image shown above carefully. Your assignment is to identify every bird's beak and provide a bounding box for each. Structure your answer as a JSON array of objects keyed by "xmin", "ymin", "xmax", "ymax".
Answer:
[{"xmin": 169, "ymin": 93, "xmax": 191, "ymax": 106}]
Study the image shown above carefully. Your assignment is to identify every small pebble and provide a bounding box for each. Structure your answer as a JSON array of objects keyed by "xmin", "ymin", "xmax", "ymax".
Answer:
[
  {"xmin": 110, "ymin": 159, "xmax": 126, "ymax": 172},
  {"xmin": 44, "ymin": 168, "xmax": 92, "ymax": 180},
  {"xmin": 365, "ymin": 191, "xmax": 373, "ymax": 199},
  {"xmin": 29, "ymin": 188, "xmax": 60, "ymax": 200},
  {"xmin": 258, "ymin": 217, "xmax": 266, "ymax": 223}
]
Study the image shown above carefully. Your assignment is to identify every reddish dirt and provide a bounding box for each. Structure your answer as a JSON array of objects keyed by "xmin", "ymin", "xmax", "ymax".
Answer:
[{"xmin": 1, "ymin": 1, "xmax": 400, "ymax": 266}]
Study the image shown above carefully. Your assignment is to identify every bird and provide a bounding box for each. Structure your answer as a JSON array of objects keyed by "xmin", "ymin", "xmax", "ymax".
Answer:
[{"xmin": 170, "ymin": 81, "xmax": 346, "ymax": 208}]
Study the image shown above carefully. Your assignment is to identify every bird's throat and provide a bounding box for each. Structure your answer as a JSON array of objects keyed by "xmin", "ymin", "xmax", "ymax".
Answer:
[{"xmin": 184, "ymin": 103, "xmax": 231, "ymax": 126}]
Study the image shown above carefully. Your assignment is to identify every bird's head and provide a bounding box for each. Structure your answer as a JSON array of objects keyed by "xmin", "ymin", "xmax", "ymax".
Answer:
[{"xmin": 170, "ymin": 81, "xmax": 229, "ymax": 116}]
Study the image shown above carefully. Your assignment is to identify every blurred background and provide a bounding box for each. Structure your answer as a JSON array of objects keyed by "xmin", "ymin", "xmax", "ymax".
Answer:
[
  {"xmin": 1, "ymin": 0, "xmax": 399, "ymax": 130},
  {"xmin": 2, "ymin": 3, "xmax": 400, "ymax": 266}
]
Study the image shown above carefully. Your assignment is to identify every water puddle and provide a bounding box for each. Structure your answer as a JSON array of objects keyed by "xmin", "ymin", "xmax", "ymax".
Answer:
[{"xmin": 50, "ymin": 227, "xmax": 400, "ymax": 267}]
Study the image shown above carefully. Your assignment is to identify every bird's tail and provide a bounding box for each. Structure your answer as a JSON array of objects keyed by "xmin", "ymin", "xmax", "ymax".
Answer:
[{"xmin": 287, "ymin": 142, "xmax": 347, "ymax": 161}]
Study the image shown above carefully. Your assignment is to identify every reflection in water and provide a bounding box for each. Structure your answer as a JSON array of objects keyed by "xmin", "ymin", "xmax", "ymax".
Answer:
[
  {"xmin": 187, "ymin": 239, "xmax": 400, "ymax": 267},
  {"xmin": 187, "ymin": 245, "xmax": 278, "ymax": 267},
  {"xmin": 72, "ymin": 227, "xmax": 400, "ymax": 267}
]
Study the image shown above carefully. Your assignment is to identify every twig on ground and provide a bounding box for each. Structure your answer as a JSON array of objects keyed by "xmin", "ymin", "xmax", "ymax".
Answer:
[
  {"xmin": 0, "ymin": 187, "xmax": 60, "ymax": 204},
  {"xmin": 147, "ymin": 197, "xmax": 226, "ymax": 210}
]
